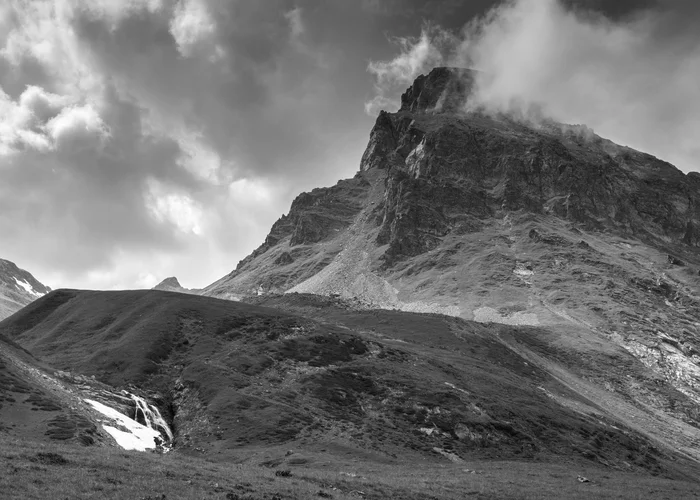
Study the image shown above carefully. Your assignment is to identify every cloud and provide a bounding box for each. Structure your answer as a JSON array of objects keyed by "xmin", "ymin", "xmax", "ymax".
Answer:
[
  {"xmin": 170, "ymin": 0, "xmax": 216, "ymax": 57},
  {"xmin": 285, "ymin": 7, "xmax": 305, "ymax": 40},
  {"xmin": 367, "ymin": 0, "xmax": 700, "ymax": 173},
  {"xmin": 46, "ymin": 104, "xmax": 110, "ymax": 151},
  {"xmin": 0, "ymin": 0, "xmax": 378, "ymax": 291},
  {"xmin": 146, "ymin": 180, "xmax": 203, "ymax": 236}
]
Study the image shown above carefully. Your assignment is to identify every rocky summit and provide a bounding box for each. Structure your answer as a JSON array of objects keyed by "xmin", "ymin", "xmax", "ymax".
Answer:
[
  {"xmin": 204, "ymin": 67, "xmax": 700, "ymax": 462},
  {"xmin": 0, "ymin": 258, "xmax": 50, "ymax": 320},
  {"xmin": 152, "ymin": 276, "xmax": 200, "ymax": 295}
]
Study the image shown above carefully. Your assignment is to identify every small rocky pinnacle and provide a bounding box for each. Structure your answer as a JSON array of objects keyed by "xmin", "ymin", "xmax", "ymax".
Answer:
[
  {"xmin": 153, "ymin": 277, "xmax": 182, "ymax": 289},
  {"xmin": 399, "ymin": 67, "xmax": 478, "ymax": 113}
]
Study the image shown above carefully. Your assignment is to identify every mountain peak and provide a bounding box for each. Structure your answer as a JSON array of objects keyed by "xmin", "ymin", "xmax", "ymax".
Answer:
[
  {"xmin": 399, "ymin": 67, "xmax": 477, "ymax": 113},
  {"xmin": 152, "ymin": 276, "xmax": 201, "ymax": 295},
  {"xmin": 154, "ymin": 277, "xmax": 181, "ymax": 289}
]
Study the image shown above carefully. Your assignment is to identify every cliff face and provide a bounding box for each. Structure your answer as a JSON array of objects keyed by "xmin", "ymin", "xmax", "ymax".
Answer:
[{"xmin": 365, "ymin": 69, "xmax": 699, "ymax": 266}]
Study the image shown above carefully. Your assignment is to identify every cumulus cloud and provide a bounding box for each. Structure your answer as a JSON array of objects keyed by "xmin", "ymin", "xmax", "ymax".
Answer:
[
  {"xmin": 46, "ymin": 104, "xmax": 110, "ymax": 151},
  {"xmin": 367, "ymin": 0, "xmax": 700, "ymax": 173},
  {"xmin": 170, "ymin": 0, "xmax": 216, "ymax": 57},
  {"xmin": 146, "ymin": 179, "xmax": 203, "ymax": 236}
]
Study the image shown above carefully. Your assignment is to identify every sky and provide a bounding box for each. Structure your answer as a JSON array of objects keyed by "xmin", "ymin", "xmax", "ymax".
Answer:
[{"xmin": 1, "ymin": 0, "xmax": 699, "ymax": 291}]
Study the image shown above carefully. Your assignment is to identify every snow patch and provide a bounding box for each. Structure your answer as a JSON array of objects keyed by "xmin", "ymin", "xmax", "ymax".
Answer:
[
  {"xmin": 13, "ymin": 277, "xmax": 42, "ymax": 297},
  {"xmin": 85, "ymin": 399, "xmax": 162, "ymax": 451}
]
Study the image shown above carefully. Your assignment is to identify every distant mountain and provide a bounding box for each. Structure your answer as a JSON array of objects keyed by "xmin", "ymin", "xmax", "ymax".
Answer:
[
  {"xmin": 152, "ymin": 276, "xmax": 200, "ymax": 295},
  {"xmin": 0, "ymin": 259, "xmax": 50, "ymax": 320}
]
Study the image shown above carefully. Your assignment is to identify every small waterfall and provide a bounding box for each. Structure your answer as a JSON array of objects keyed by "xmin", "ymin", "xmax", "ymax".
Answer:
[{"xmin": 124, "ymin": 391, "xmax": 173, "ymax": 443}]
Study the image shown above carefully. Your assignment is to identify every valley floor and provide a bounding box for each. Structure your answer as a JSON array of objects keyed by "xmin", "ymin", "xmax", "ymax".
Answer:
[{"xmin": 2, "ymin": 435, "xmax": 700, "ymax": 500}]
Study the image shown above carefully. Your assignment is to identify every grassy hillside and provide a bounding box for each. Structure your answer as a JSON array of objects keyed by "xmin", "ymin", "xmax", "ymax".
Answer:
[
  {"xmin": 0, "ymin": 331, "xmax": 102, "ymax": 447},
  {"xmin": 1, "ymin": 289, "xmax": 300, "ymax": 386},
  {"xmin": 3, "ymin": 433, "xmax": 700, "ymax": 500},
  {"xmin": 1, "ymin": 290, "xmax": 697, "ymax": 479}
]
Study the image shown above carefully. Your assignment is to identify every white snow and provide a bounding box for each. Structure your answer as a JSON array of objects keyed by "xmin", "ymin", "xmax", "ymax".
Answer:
[
  {"xmin": 13, "ymin": 277, "xmax": 42, "ymax": 297},
  {"xmin": 85, "ymin": 399, "xmax": 162, "ymax": 451}
]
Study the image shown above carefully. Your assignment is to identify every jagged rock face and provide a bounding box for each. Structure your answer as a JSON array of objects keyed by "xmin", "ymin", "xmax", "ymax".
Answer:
[
  {"xmin": 365, "ymin": 68, "xmax": 700, "ymax": 264},
  {"xmin": 399, "ymin": 67, "xmax": 477, "ymax": 113},
  {"xmin": 0, "ymin": 259, "xmax": 50, "ymax": 320}
]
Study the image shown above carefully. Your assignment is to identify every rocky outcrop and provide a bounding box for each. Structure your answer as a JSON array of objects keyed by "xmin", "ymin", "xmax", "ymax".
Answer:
[
  {"xmin": 399, "ymin": 67, "xmax": 477, "ymax": 113},
  {"xmin": 207, "ymin": 66, "xmax": 700, "ymax": 297},
  {"xmin": 153, "ymin": 277, "xmax": 183, "ymax": 290},
  {"xmin": 152, "ymin": 277, "xmax": 200, "ymax": 295},
  {"xmin": 357, "ymin": 68, "xmax": 700, "ymax": 266}
]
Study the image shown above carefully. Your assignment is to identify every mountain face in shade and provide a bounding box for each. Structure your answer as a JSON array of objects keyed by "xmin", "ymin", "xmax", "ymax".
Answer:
[
  {"xmin": 0, "ymin": 258, "xmax": 51, "ymax": 320},
  {"xmin": 203, "ymin": 67, "xmax": 700, "ymax": 448}
]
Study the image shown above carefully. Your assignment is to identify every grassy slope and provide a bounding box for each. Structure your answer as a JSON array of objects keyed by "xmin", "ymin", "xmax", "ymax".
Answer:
[
  {"xmin": 1, "ymin": 290, "xmax": 698, "ymax": 478},
  {"xmin": 197, "ymin": 106, "xmax": 700, "ymax": 464},
  {"xmin": 0, "ymin": 333, "xmax": 102, "ymax": 448},
  {"xmin": 2, "ymin": 433, "xmax": 700, "ymax": 500},
  {"xmin": 0, "ymin": 289, "xmax": 301, "ymax": 386}
]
